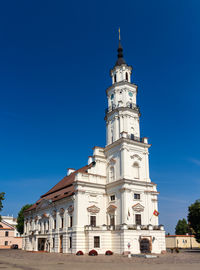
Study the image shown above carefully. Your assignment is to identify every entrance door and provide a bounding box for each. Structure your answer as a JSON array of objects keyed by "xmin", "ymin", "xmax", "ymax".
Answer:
[
  {"xmin": 140, "ymin": 238, "xmax": 150, "ymax": 253},
  {"xmin": 38, "ymin": 238, "xmax": 45, "ymax": 251},
  {"xmin": 60, "ymin": 235, "xmax": 63, "ymax": 253}
]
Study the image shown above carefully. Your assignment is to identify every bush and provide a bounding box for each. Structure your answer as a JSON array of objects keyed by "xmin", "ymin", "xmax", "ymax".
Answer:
[
  {"xmin": 105, "ymin": 250, "xmax": 113, "ymax": 256},
  {"xmin": 175, "ymin": 248, "xmax": 179, "ymax": 253},
  {"xmin": 76, "ymin": 250, "xmax": 84, "ymax": 256},
  {"xmin": 89, "ymin": 249, "xmax": 98, "ymax": 256}
]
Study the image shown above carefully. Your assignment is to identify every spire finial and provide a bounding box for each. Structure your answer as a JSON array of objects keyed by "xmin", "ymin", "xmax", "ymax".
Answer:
[{"xmin": 118, "ymin": 27, "xmax": 121, "ymax": 41}]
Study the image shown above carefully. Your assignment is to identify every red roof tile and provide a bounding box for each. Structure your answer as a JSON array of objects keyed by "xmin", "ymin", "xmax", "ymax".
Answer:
[{"xmin": 25, "ymin": 163, "xmax": 94, "ymax": 213}]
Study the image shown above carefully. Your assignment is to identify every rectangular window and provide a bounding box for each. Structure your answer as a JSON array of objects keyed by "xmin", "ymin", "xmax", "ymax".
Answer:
[
  {"xmin": 110, "ymin": 215, "xmax": 115, "ymax": 226},
  {"xmin": 94, "ymin": 236, "xmax": 100, "ymax": 248},
  {"xmin": 134, "ymin": 193, "xmax": 140, "ymax": 200},
  {"xmin": 5, "ymin": 231, "xmax": 9, "ymax": 237},
  {"xmin": 90, "ymin": 216, "xmax": 96, "ymax": 227},
  {"xmin": 69, "ymin": 237, "xmax": 72, "ymax": 249},
  {"xmin": 135, "ymin": 214, "xmax": 141, "ymax": 225},
  {"xmin": 70, "ymin": 216, "xmax": 73, "ymax": 227},
  {"xmin": 5, "ymin": 241, "xmax": 8, "ymax": 246},
  {"xmin": 54, "ymin": 219, "xmax": 56, "ymax": 229},
  {"xmin": 110, "ymin": 195, "xmax": 115, "ymax": 201}
]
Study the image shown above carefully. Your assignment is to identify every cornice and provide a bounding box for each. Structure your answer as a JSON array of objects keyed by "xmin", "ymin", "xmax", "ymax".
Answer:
[
  {"xmin": 105, "ymin": 137, "xmax": 151, "ymax": 153},
  {"xmin": 106, "ymin": 81, "xmax": 138, "ymax": 95},
  {"xmin": 106, "ymin": 178, "xmax": 155, "ymax": 189}
]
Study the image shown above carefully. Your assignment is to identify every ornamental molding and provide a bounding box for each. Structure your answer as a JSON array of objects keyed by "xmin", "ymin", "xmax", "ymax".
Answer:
[
  {"xmin": 42, "ymin": 213, "xmax": 49, "ymax": 219},
  {"xmin": 130, "ymin": 154, "xmax": 142, "ymax": 161},
  {"xmin": 87, "ymin": 205, "xmax": 100, "ymax": 214},
  {"xmin": 59, "ymin": 208, "xmax": 65, "ymax": 215},
  {"xmin": 52, "ymin": 210, "xmax": 57, "ymax": 218},
  {"xmin": 108, "ymin": 158, "xmax": 116, "ymax": 165},
  {"xmin": 132, "ymin": 203, "xmax": 144, "ymax": 213},
  {"xmin": 107, "ymin": 204, "xmax": 117, "ymax": 213},
  {"xmin": 68, "ymin": 205, "xmax": 74, "ymax": 214}
]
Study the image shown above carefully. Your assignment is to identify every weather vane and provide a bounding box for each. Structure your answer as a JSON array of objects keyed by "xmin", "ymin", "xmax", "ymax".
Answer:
[{"xmin": 118, "ymin": 27, "xmax": 121, "ymax": 41}]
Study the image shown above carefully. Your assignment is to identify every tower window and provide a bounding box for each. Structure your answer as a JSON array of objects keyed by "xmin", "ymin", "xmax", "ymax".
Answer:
[
  {"xmin": 114, "ymin": 74, "xmax": 117, "ymax": 83},
  {"xmin": 90, "ymin": 216, "xmax": 96, "ymax": 227},
  {"xmin": 133, "ymin": 162, "xmax": 139, "ymax": 179},
  {"xmin": 134, "ymin": 193, "xmax": 140, "ymax": 200},
  {"xmin": 135, "ymin": 214, "xmax": 141, "ymax": 225},
  {"xmin": 109, "ymin": 166, "xmax": 115, "ymax": 182},
  {"xmin": 126, "ymin": 72, "xmax": 128, "ymax": 81},
  {"xmin": 110, "ymin": 195, "xmax": 115, "ymax": 201}
]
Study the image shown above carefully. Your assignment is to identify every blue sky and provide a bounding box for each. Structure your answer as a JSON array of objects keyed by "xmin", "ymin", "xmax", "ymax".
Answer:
[{"xmin": 0, "ymin": 0, "xmax": 200, "ymax": 234}]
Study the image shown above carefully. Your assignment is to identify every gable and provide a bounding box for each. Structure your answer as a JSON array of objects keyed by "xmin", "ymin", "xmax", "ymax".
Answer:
[{"xmin": 0, "ymin": 220, "xmax": 15, "ymax": 230}]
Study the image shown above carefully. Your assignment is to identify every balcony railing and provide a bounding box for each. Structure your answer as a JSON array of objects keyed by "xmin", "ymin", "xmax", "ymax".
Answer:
[
  {"xmin": 105, "ymin": 103, "xmax": 140, "ymax": 114},
  {"xmin": 127, "ymin": 134, "xmax": 145, "ymax": 143}
]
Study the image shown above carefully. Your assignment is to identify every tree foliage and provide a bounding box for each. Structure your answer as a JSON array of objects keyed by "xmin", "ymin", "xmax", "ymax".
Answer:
[
  {"xmin": 16, "ymin": 204, "xmax": 32, "ymax": 234},
  {"xmin": 0, "ymin": 192, "xmax": 5, "ymax": 221},
  {"xmin": 188, "ymin": 199, "xmax": 200, "ymax": 243},
  {"xmin": 175, "ymin": 218, "xmax": 189, "ymax": 235}
]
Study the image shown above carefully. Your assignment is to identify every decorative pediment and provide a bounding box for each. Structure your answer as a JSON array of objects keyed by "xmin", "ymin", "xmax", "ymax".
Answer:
[
  {"xmin": 87, "ymin": 205, "xmax": 100, "ymax": 214},
  {"xmin": 68, "ymin": 205, "xmax": 74, "ymax": 214},
  {"xmin": 132, "ymin": 203, "xmax": 144, "ymax": 212},
  {"xmin": 36, "ymin": 199, "xmax": 50, "ymax": 211},
  {"xmin": 42, "ymin": 213, "xmax": 49, "ymax": 219},
  {"xmin": 107, "ymin": 205, "xmax": 117, "ymax": 213},
  {"xmin": 59, "ymin": 208, "xmax": 65, "ymax": 215},
  {"xmin": 52, "ymin": 210, "xmax": 57, "ymax": 218},
  {"xmin": 108, "ymin": 158, "xmax": 116, "ymax": 165},
  {"xmin": 130, "ymin": 154, "xmax": 142, "ymax": 161}
]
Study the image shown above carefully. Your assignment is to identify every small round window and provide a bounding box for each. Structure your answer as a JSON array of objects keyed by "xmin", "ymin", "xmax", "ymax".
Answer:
[{"xmin": 129, "ymin": 92, "xmax": 133, "ymax": 97}]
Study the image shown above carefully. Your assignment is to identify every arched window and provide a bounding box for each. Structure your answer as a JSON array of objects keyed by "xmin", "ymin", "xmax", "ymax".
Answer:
[
  {"xmin": 126, "ymin": 72, "xmax": 128, "ymax": 81},
  {"xmin": 5, "ymin": 231, "xmax": 9, "ymax": 237},
  {"xmin": 133, "ymin": 162, "xmax": 139, "ymax": 179},
  {"xmin": 114, "ymin": 74, "xmax": 117, "ymax": 83},
  {"xmin": 109, "ymin": 166, "xmax": 115, "ymax": 182}
]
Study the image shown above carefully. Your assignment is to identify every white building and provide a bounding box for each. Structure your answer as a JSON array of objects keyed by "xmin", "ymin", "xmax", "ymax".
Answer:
[
  {"xmin": 1, "ymin": 215, "xmax": 21, "ymax": 237},
  {"xmin": 23, "ymin": 37, "xmax": 166, "ymax": 254}
]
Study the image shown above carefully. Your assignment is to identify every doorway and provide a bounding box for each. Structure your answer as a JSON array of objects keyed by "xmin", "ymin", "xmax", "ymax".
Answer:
[
  {"xmin": 140, "ymin": 238, "xmax": 150, "ymax": 253},
  {"xmin": 38, "ymin": 238, "xmax": 46, "ymax": 251},
  {"xmin": 60, "ymin": 235, "xmax": 63, "ymax": 253}
]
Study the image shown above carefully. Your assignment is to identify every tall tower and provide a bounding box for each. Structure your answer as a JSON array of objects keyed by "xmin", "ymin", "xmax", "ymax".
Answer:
[{"xmin": 105, "ymin": 32, "xmax": 157, "ymax": 227}]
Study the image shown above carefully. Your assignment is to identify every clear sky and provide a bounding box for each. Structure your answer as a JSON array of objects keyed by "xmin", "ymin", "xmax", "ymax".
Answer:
[{"xmin": 0, "ymin": 0, "xmax": 200, "ymax": 234}]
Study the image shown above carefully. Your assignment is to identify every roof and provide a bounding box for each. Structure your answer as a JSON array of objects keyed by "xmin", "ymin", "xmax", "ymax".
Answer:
[
  {"xmin": 25, "ymin": 162, "xmax": 95, "ymax": 213},
  {"xmin": 115, "ymin": 41, "xmax": 127, "ymax": 67}
]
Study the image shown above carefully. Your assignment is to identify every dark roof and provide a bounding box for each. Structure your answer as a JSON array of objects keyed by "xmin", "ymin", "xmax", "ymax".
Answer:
[
  {"xmin": 115, "ymin": 40, "xmax": 127, "ymax": 67},
  {"xmin": 25, "ymin": 163, "xmax": 95, "ymax": 212}
]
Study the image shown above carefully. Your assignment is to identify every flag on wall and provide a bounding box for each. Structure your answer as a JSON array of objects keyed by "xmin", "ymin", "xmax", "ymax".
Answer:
[{"xmin": 153, "ymin": 210, "xmax": 159, "ymax": 216}]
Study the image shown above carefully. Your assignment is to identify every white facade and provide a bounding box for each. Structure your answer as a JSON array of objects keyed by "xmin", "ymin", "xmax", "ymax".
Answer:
[
  {"xmin": 23, "ymin": 39, "xmax": 166, "ymax": 254},
  {"xmin": 2, "ymin": 215, "xmax": 21, "ymax": 237}
]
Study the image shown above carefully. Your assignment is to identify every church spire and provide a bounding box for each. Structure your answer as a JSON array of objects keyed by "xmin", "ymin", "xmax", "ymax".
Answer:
[{"xmin": 115, "ymin": 28, "xmax": 126, "ymax": 67}]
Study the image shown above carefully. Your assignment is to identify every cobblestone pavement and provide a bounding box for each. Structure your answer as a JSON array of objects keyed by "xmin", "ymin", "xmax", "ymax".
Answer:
[{"xmin": 0, "ymin": 249, "xmax": 200, "ymax": 270}]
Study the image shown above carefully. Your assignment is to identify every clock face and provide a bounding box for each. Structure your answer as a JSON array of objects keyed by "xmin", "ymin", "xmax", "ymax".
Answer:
[
  {"xmin": 129, "ymin": 92, "xmax": 133, "ymax": 97},
  {"xmin": 111, "ymin": 94, "xmax": 114, "ymax": 100}
]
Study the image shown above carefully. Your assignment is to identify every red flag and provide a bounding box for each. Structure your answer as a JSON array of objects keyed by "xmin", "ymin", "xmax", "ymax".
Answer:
[{"xmin": 153, "ymin": 210, "xmax": 159, "ymax": 216}]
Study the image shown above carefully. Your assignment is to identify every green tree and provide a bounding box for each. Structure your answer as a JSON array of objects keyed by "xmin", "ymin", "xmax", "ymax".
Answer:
[
  {"xmin": 188, "ymin": 199, "xmax": 200, "ymax": 243},
  {"xmin": 0, "ymin": 192, "xmax": 5, "ymax": 221},
  {"xmin": 16, "ymin": 204, "xmax": 32, "ymax": 234},
  {"xmin": 175, "ymin": 218, "xmax": 189, "ymax": 235}
]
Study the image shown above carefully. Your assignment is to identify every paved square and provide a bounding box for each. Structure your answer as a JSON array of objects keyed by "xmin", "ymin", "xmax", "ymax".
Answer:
[{"xmin": 0, "ymin": 249, "xmax": 200, "ymax": 270}]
